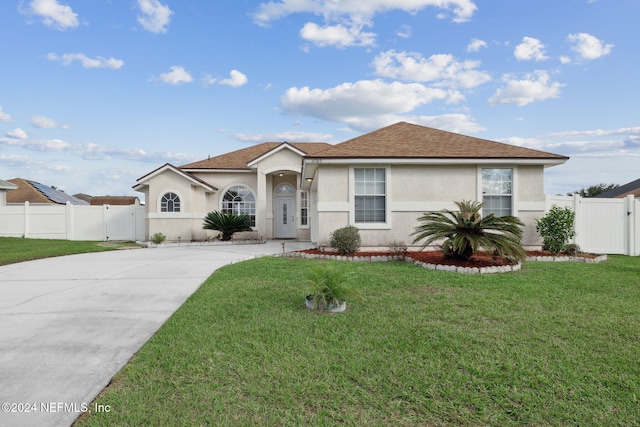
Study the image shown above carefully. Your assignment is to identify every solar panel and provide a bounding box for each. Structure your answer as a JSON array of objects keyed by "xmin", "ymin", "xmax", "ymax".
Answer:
[{"xmin": 29, "ymin": 181, "xmax": 89, "ymax": 205}]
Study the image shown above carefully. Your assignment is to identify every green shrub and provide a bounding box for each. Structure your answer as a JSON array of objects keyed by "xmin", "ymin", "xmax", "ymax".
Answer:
[
  {"xmin": 411, "ymin": 200, "xmax": 527, "ymax": 262},
  {"xmin": 535, "ymin": 206, "xmax": 576, "ymax": 254},
  {"xmin": 305, "ymin": 265, "xmax": 358, "ymax": 309},
  {"xmin": 203, "ymin": 211, "xmax": 252, "ymax": 241},
  {"xmin": 151, "ymin": 232, "xmax": 166, "ymax": 245},
  {"xmin": 387, "ymin": 240, "xmax": 408, "ymax": 256},
  {"xmin": 564, "ymin": 243, "xmax": 581, "ymax": 256},
  {"xmin": 330, "ymin": 226, "xmax": 361, "ymax": 255}
]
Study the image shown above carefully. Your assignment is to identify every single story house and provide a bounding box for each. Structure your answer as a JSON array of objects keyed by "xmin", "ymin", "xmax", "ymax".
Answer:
[
  {"xmin": 6, "ymin": 178, "xmax": 89, "ymax": 205},
  {"xmin": 134, "ymin": 122, "xmax": 568, "ymax": 248}
]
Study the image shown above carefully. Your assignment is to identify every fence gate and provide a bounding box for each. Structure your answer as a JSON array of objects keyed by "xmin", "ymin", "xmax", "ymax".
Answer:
[{"xmin": 546, "ymin": 194, "xmax": 638, "ymax": 255}]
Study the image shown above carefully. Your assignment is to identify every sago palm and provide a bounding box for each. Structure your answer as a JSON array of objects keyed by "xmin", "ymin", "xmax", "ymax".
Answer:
[
  {"xmin": 203, "ymin": 211, "xmax": 252, "ymax": 241},
  {"xmin": 411, "ymin": 200, "xmax": 527, "ymax": 262}
]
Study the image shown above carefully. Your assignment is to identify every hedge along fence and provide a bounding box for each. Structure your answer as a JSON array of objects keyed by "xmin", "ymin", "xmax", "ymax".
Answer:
[{"xmin": 0, "ymin": 202, "xmax": 146, "ymax": 241}]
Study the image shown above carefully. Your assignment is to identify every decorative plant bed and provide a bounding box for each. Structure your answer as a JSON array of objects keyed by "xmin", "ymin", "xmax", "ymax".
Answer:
[
  {"xmin": 284, "ymin": 249, "xmax": 607, "ymax": 274},
  {"xmin": 304, "ymin": 295, "xmax": 347, "ymax": 312}
]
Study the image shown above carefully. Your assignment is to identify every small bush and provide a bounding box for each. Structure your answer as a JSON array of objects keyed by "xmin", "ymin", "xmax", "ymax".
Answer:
[
  {"xmin": 330, "ymin": 226, "xmax": 361, "ymax": 255},
  {"xmin": 151, "ymin": 232, "xmax": 166, "ymax": 245},
  {"xmin": 535, "ymin": 206, "xmax": 576, "ymax": 254},
  {"xmin": 388, "ymin": 240, "xmax": 408, "ymax": 256},
  {"xmin": 564, "ymin": 243, "xmax": 581, "ymax": 256}
]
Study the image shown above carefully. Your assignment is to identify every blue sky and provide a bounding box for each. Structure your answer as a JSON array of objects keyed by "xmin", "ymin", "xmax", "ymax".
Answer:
[{"xmin": 1, "ymin": 0, "xmax": 638, "ymax": 200}]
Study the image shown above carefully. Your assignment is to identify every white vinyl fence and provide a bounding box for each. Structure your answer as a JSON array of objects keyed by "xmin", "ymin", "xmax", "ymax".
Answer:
[
  {"xmin": 0, "ymin": 202, "xmax": 146, "ymax": 241},
  {"xmin": 546, "ymin": 194, "xmax": 639, "ymax": 256}
]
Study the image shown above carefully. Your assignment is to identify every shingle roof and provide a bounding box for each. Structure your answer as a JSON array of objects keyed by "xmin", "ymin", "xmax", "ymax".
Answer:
[
  {"xmin": 7, "ymin": 178, "xmax": 89, "ymax": 205},
  {"xmin": 595, "ymin": 178, "xmax": 640, "ymax": 198},
  {"xmin": 307, "ymin": 122, "xmax": 568, "ymax": 160},
  {"xmin": 180, "ymin": 142, "xmax": 333, "ymax": 170},
  {"xmin": 90, "ymin": 196, "xmax": 140, "ymax": 205}
]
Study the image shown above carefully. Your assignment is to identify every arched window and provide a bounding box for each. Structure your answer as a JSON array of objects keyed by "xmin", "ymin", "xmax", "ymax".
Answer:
[
  {"xmin": 222, "ymin": 185, "xmax": 255, "ymax": 226},
  {"xmin": 160, "ymin": 192, "xmax": 180, "ymax": 212}
]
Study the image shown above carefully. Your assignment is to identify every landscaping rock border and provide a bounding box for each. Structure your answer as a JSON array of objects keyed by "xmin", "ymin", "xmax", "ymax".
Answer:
[
  {"xmin": 281, "ymin": 251, "xmax": 521, "ymax": 274},
  {"xmin": 282, "ymin": 251, "xmax": 607, "ymax": 274}
]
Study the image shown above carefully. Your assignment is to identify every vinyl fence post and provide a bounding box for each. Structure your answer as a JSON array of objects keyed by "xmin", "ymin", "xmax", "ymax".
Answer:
[
  {"xmin": 66, "ymin": 201, "xmax": 73, "ymax": 240},
  {"xmin": 626, "ymin": 195, "xmax": 635, "ymax": 256},
  {"xmin": 23, "ymin": 201, "xmax": 30, "ymax": 238}
]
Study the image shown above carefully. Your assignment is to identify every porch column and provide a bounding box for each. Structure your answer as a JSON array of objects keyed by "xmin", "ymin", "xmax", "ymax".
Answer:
[{"xmin": 257, "ymin": 171, "xmax": 267, "ymax": 240}]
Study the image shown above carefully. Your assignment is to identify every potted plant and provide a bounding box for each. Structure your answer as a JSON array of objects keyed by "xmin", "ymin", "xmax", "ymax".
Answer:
[{"xmin": 304, "ymin": 265, "xmax": 357, "ymax": 313}]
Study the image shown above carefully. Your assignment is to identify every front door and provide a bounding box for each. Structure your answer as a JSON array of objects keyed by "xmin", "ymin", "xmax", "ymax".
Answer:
[{"xmin": 275, "ymin": 197, "xmax": 296, "ymax": 238}]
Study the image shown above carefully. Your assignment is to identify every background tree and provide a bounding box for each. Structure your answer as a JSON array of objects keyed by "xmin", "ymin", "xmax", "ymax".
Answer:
[{"xmin": 567, "ymin": 183, "xmax": 619, "ymax": 198}]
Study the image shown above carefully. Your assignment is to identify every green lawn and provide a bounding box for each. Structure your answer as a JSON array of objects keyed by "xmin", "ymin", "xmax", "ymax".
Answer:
[
  {"xmin": 0, "ymin": 237, "xmax": 139, "ymax": 266},
  {"xmin": 76, "ymin": 256, "xmax": 639, "ymax": 426}
]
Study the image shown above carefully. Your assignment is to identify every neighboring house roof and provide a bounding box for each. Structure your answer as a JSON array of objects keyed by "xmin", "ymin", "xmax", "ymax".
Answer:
[
  {"xmin": 306, "ymin": 122, "xmax": 569, "ymax": 161},
  {"xmin": 181, "ymin": 142, "xmax": 333, "ymax": 170},
  {"xmin": 595, "ymin": 178, "xmax": 640, "ymax": 198},
  {"xmin": 73, "ymin": 193, "xmax": 93, "ymax": 203},
  {"xmin": 7, "ymin": 178, "xmax": 89, "ymax": 205},
  {"xmin": 0, "ymin": 179, "xmax": 19, "ymax": 191},
  {"xmin": 90, "ymin": 196, "xmax": 141, "ymax": 205}
]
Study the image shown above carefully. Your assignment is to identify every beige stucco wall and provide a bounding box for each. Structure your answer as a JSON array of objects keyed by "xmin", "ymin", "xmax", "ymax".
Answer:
[
  {"xmin": 314, "ymin": 163, "xmax": 547, "ymax": 248},
  {"xmin": 142, "ymin": 146, "xmax": 311, "ymax": 241}
]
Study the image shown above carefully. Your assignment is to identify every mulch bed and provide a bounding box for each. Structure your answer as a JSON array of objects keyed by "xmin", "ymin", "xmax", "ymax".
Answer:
[{"xmin": 295, "ymin": 249, "xmax": 600, "ymax": 269}]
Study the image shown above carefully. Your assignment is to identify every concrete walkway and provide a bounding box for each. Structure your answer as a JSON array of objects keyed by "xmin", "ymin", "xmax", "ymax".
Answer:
[{"xmin": 0, "ymin": 241, "xmax": 312, "ymax": 427}]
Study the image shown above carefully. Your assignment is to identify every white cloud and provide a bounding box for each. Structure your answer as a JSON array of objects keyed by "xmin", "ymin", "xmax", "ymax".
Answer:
[
  {"xmin": 550, "ymin": 127, "xmax": 640, "ymax": 138},
  {"xmin": 6, "ymin": 128, "xmax": 28, "ymax": 139},
  {"xmin": 396, "ymin": 24, "xmax": 412, "ymax": 39},
  {"xmin": 220, "ymin": 70, "xmax": 248, "ymax": 88},
  {"xmin": 253, "ymin": 0, "xmax": 478, "ymax": 25},
  {"xmin": 203, "ymin": 70, "xmax": 249, "ymax": 88},
  {"xmin": 26, "ymin": 0, "xmax": 79, "ymax": 30},
  {"xmin": 233, "ymin": 130, "xmax": 335, "ymax": 143},
  {"xmin": 137, "ymin": 0, "xmax": 173, "ymax": 33},
  {"xmin": 300, "ymin": 21, "xmax": 376, "ymax": 48},
  {"xmin": 47, "ymin": 53, "xmax": 124, "ymax": 69},
  {"xmin": 29, "ymin": 115, "xmax": 69, "ymax": 129},
  {"xmin": 514, "ymin": 37, "xmax": 548, "ymax": 61},
  {"xmin": 372, "ymin": 50, "xmax": 491, "ymax": 89},
  {"xmin": 567, "ymin": 32, "xmax": 613, "ymax": 60},
  {"xmin": 156, "ymin": 66, "xmax": 193, "ymax": 84},
  {"xmin": 488, "ymin": 70, "xmax": 563, "ymax": 106},
  {"xmin": 280, "ymin": 79, "xmax": 450, "ymax": 126},
  {"xmin": 466, "ymin": 38, "xmax": 487, "ymax": 52},
  {"xmin": 0, "ymin": 106, "xmax": 12, "ymax": 123}
]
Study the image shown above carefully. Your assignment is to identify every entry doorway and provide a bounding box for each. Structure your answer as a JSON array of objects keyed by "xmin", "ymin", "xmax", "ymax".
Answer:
[{"xmin": 275, "ymin": 197, "xmax": 296, "ymax": 238}]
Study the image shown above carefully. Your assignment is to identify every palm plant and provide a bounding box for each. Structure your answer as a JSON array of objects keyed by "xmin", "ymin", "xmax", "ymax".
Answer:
[
  {"xmin": 411, "ymin": 200, "xmax": 527, "ymax": 262},
  {"xmin": 203, "ymin": 211, "xmax": 252, "ymax": 241}
]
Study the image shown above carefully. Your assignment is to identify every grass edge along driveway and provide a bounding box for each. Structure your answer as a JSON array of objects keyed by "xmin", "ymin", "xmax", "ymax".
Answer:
[
  {"xmin": 0, "ymin": 237, "xmax": 140, "ymax": 266},
  {"xmin": 75, "ymin": 255, "xmax": 640, "ymax": 426}
]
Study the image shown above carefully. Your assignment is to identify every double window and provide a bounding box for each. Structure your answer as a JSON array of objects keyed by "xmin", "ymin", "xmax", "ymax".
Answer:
[
  {"xmin": 354, "ymin": 168, "xmax": 386, "ymax": 223},
  {"xmin": 160, "ymin": 192, "xmax": 180, "ymax": 212},
  {"xmin": 482, "ymin": 168, "xmax": 512, "ymax": 217},
  {"xmin": 222, "ymin": 185, "xmax": 256, "ymax": 226}
]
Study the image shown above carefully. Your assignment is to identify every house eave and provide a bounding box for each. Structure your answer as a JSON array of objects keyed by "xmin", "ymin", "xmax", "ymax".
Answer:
[{"xmin": 303, "ymin": 157, "xmax": 568, "ymax": 167}]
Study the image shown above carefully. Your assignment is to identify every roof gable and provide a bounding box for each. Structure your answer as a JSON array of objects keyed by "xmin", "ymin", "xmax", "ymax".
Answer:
[
  {"xmin": 308, "ymin": 122, "xmax": 569, "ymax": 161},
  {"xmin": 181, "ymin": 142, "xmax": 333, "ymax": 170},
  {"xmin": 133, "ymin": 164, "xmax": 217, "ymax": 192}
]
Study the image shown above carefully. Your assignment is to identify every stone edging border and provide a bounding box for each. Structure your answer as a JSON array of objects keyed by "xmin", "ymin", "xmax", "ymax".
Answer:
[
  {"xmin": 525, "ymin": 254, "xmax": 608, "ymax": 263},
  {"xmin": 281, "ymin": 252, "xmax": 607, "ymax": 275}
]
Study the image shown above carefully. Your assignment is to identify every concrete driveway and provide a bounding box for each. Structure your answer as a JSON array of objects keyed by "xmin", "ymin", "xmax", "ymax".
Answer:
[{"xmin": 0, "ymin": 241, "xmax": 312, "ymax": 427}]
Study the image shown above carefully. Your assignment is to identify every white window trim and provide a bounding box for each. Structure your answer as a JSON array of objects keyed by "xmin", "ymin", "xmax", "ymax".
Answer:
[
  {"xmin": 297, "ymin": 190, "xmax": 310, "ymax": 229},
  {"xmin": 477, "ymin": 166, "xmax": 518, "ymax": 216},
  {"xmin": 157, "ymin": 190, "xmax": 183, "ymax": 214},
  {"xmin": 219, "ymin": 183, "xmax": 257, "ymax": 228},
  {"xmin": 349, "ymin": 165, "xmax": 391, "ymax": 230}
]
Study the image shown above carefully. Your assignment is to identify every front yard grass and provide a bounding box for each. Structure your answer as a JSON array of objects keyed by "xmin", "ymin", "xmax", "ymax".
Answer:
[
  {"xmin": 0, "ymin": 237, "xmax": 139, "ymax": 266},
  {"xmin": 76, "ymin": 256, "xmax": 640, "ymax": 426}
]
